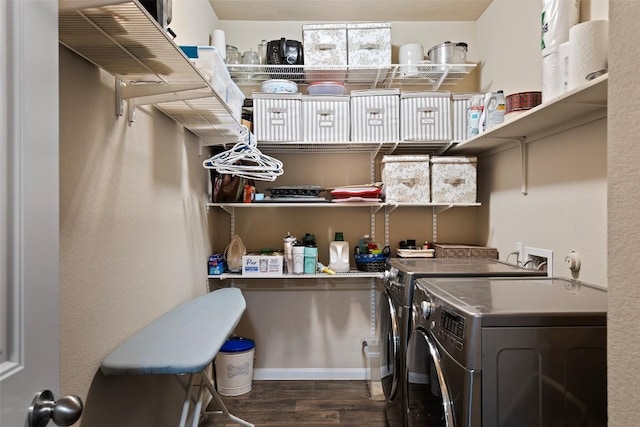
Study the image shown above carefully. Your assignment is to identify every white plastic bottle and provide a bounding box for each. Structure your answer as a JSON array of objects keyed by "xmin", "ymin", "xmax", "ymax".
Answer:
[
  {"xmin": 467, "ymin": 94, "xmax": 484, "ymax": 137},
  {"xmin": 486, "ymin": 90, "xmax": 506, "ymax": 130},
  {"xmin": 329, "ymin": 232, "xmax": 350, "ymax": 273}
]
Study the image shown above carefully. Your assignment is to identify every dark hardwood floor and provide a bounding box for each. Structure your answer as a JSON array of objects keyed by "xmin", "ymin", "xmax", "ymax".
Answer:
[{"xmin": 204, "ymin": 380, "xmax": 387, "ymax": 426}]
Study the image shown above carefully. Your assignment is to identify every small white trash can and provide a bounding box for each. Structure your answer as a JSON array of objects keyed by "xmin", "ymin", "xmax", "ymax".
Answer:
[{"xmin": 215, "ymin": 337, "xmax": 255, "ymax": 396}]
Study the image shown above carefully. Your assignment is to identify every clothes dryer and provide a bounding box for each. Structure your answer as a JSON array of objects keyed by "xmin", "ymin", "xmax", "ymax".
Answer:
[
  {"xmin": 378, "ymin": 258, "xmax": 545, "ymax": 427},
  {"xmin": 406, "ymin": 277, "xmax": 607, "ymax": 426}
]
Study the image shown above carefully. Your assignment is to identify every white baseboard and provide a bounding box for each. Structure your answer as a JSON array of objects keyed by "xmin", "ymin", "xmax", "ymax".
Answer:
[{"xmin": 253, "ymin": 368, "xmax": 368, "ymax": 381}]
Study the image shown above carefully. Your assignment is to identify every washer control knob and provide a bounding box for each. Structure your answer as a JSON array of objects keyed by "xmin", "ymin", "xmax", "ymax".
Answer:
[
  {"xmin": 384, "ymin": 267, "xmax": 398, "ymax": 282},
  {"xmin": 420, "ymin": 299, "xmax": 434, "ymax": 319}
]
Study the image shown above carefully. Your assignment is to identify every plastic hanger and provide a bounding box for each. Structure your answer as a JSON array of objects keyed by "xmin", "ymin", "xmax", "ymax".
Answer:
[{"xmin": 203, "ymin": 126, "xmax": 284, "ymax": 181}]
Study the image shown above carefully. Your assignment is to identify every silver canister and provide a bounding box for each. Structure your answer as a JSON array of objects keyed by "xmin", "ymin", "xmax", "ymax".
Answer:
[{"xmin": 427, "ymin": 41, "xmax": 467, "ymax": 65}]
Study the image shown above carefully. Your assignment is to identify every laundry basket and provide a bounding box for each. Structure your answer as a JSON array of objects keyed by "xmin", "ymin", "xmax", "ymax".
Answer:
[{"xmin": 215, "ymin": 337, "xmax": 255, "ymax": 396}]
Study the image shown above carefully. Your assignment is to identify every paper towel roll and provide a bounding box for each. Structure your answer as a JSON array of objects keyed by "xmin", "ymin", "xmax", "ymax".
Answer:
[
  {"xmin": 568, "ymin": 20, "xmax": 608, "ymax": 90},
  {"xmin": 542, "ymin": 48, "xmax": 562, "ymax": 102},
  {"xmin": 559, "ymin": 41, "xmax": 570, "ymax": 94},
  {"xmin": 212, "ymin": 29, "xmax": 226, "ymax": 60},
  {"xmin": 541, "ymin": 0, "xmax": 580, "ymax": 56}
]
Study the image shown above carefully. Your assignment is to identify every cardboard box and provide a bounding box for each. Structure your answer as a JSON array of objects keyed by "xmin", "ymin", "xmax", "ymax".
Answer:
[
  {"xmin": 382, "ymin": 155, "xmax": 430, "ymax": 203},
  {"xmin": 351, "ymin": 89, "xmax": 400, "ymax": 141},
  {"xmin": 430, "ymin": 156, "xmax": 477, "ymax": 203},
  {"xmin": 303, "ymin": 23, "xmax": 348, "ymax": 82},
  {"xmin": 347, "ymin": 22, "xmax": 392, "ymax": 66},
  {"xmin": 451, "ymin": 92, "xmax": 484, "ymax": 142},
  {"xmin": 242, "ymin": 254, "xmax": 284, "ymax": 276},
  {"xmin": 434, "ymin": 244, "xmax": 498, "ymax": 259},
  {"xmin": 302, "ymin": 95, "xmax": 350, "ymax": 141},
  {"xmin": 400, "ymin": 91, "xmax": 452, "ymax": 141},
  {"xmin": 253, "ymin": 93, "xmax": 302, "ymax": 142}
]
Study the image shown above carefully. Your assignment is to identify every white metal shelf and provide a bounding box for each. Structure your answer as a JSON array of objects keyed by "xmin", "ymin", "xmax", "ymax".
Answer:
[
  {"xmin": 208, "ymin": 202, "xmax": 479, "ymax": 209},
  {"xmin": 59, "ymin": 0, "xmax": 243, "ymax": 144},
  {"xmin": 229, "ymin": 63, "xmax": 476, "ymax": 95},
  {"xmin": 211, "ymin": 271, "xmax": 384, "ymax": 280},
  {"xmin": 450, "ymin": 74, "xmax": 607, "ymax": 195},
  {"xmin": 451, "ymin": 74, "xmax": 607, "ymax": 155}
]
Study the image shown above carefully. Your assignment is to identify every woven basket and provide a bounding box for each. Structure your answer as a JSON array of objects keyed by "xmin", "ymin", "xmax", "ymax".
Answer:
[{"xmin": 355, "ymin": 252, "xmax": 389, "ymax": 272}]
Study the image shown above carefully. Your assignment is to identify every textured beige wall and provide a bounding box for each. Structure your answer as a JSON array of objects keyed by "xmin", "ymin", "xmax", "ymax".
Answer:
[
  {"xmin": 59, "ymin": 46, "xmax": 212, "ymax": 425},
  {"xmin": 608, "ymin": 0, "xmax": 640, "ymax": 424}
]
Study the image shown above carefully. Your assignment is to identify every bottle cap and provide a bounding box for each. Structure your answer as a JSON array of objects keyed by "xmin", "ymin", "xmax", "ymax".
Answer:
[{"xmin": 335, "ymin": 232, "xmax": 344, "ymax": 241}]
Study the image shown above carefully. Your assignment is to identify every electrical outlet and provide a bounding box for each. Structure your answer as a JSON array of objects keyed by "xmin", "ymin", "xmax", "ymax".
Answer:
[
  {"xmin": 515, "ymin": 242, "xmax": 522, "ymax": 256},
  {"xmin": 523, "ymin": 247, "xmax": 553, "ymax": 276}
]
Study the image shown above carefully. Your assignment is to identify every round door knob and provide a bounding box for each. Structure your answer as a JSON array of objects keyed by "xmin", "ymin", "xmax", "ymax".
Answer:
[{"xmin": 29, "ymin": 390, "xmax": 83, "ymax": 427}]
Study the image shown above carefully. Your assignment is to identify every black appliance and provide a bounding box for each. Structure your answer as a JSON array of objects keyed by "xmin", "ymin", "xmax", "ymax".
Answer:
[
  {"xmin": 266, "ymin": 38, "xmax": 304, "ymax": 66},
  {"xmin": 407, "ymin": 276, "xmax": 607, "ymax": 426},
  {"xmin": 379, "ymin": 258, "xmax": 546, "ymax": 427},
  {"xmin": 266, "ymin": 38, "xmax": 303, "ymax": 80},
  {"xmin": 140, "ymin": 0, "xmax": 176, "ymax": 37}
]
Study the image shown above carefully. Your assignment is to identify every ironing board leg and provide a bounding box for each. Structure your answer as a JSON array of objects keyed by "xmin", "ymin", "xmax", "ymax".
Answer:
[
  {"xmin": 178, "ymin": 374, "xmax": 195, "ymax": 427},
  {"xmin": 201, "ymin": 371, "xmax": 254, "ymax": 427}
]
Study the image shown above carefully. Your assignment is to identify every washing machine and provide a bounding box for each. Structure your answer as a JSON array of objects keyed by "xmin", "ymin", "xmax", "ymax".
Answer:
[
  {"xmin": 406, "ymin": 276, "xmax": 607, "ymax": 426},
  {"xmin": 378, "ymin": 258, "xmax": 546, "ymax": 427}
]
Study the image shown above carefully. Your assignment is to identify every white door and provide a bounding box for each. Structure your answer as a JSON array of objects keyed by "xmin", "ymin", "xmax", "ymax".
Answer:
[{"xmin": 0, "ymin": 1, "xmax": 79, "ymax": 426}]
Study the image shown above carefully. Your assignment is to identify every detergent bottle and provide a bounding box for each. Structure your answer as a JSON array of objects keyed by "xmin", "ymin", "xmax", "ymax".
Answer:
[
  {"xmin": 485, "ymin": 90, "xmax": 506, "ymax": 130},
  {"xmin": 329, "ymin": 232, "xmax": 350, "ymax": 273}
]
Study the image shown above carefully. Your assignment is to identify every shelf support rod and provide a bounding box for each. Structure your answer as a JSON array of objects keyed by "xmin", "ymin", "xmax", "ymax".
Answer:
[
  {"xmin": 115, "ymin": 79, "xmax": 124, "ymax": 117},
  {"xmin": 127, "ymin": 98, "xmax": 136, "ymax": 125},
  {"xmin": 485, "ymin": 136, "xmax": 528, "ymax": 195},
  {"xmin": 519, "ymin": 137, "xmax": 528, "ymax": 195},
  {"xmin": 370, "ymin": 279, "xmax": 377, "ymax": 338},
  {"xmin": 432, "ymin": 207, "xmax": 438, "ymax": 243}
]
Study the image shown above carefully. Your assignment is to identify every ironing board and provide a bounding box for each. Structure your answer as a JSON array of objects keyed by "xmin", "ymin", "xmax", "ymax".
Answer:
[{"xmin": 101, "ymin": 287, "xmax": 253, "ymax": 427}]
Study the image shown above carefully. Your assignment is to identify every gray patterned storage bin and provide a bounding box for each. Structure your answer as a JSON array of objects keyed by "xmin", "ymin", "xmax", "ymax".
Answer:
[
  {"xmin": 253, "ymin": 93, "xmax": 302, "ymax": 142},
  {"xmin": 302, "ymin": 23, "xmax": 348, "ymax": 82},
  {"xmin": 302, "ymin": 95, "xmax": 350, "ymax": 142},
  {"xmin": 400, "ymin": 91, "xmax": 452, "ymax": 141},
  {"xmin": 430, "ymin": 156, "xmax": 477, "ymax": 203},
  {"xmin": 451, "ymin": 93, "xmax": 484, "ymax": 142},
  {"xmin": 382, "ymin": 155, "xmax": 430, "ymax": 203},
  {"xmin": 351, "ymin": 89, "xmax": 400, "ymax": 142}
]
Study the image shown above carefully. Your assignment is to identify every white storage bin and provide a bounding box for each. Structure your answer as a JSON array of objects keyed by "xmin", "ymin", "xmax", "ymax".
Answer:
[
  {"xmin": 347, "ymin": 22, "xmax": 392, "ymax": 66},
  {"xmin": 303, "ymin": 23, "xmax": 348, "ymax": 82},
  {"xmin": 363, "ymin": 340, "xmax": 384, "ymax": 401},
  {"xmin": 400, "ymin": 91, "xmax": 452, "ymax": 141},
  {"xmin": 351, "ymin": 89, "xmax": 400, "ymax": 142},
  {"xmin": 215, "ymin": 337, "xmax": 255, "ymax": 396},
  {"xmin": 382, "ymin": 155, "xmax": 430, "ymax": 203},
  {"xmin": 430, "ymin": 156, "xmax": 477, "ymax": 204},
  {"xmin": 253, "ymin": 93, "xmax": 302, "ymax": 142},
  {"xmin": 302, "ymin": 95, "xmax": 350, "ymax": 141},
  {"xmin": 451, "ymin": 92, "xmax": 483, "ymax": 142},
  {"xmin": 226, "ymin": 81, "xmax": 245, "ymax": 122}
]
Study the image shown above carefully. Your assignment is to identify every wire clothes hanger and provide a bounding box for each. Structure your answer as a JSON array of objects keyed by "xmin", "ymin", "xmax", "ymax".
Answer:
[{"xmin": 203, "ymin": 126, "xmax": 284, "ymax": 181}]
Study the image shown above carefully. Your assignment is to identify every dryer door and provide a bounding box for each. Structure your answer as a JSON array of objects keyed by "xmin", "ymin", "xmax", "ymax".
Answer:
[
  {"xmin": 379, "ymin": 288, "xmax": 400, "ymax": 400},
  {"xmin": 406, "ymin": 329, "xmax": 455, "ymax": 427}
]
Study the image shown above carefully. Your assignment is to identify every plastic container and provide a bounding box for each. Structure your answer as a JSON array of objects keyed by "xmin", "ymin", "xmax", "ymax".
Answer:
[
  {"xmin": 292, "ymin": 244, "xmax": 305, "ymax": 274},
  {"xmin": 486, "ymin": 90, "xmax": 506, "ymax": 130},
  {"xmin": 307, "ymin": 81, "xmax": 347, "ymax": 95},
  {"xmin": 261, "ymin": 79, "xmax": 298, "ymax": 94},
  {"xmin": 304, "ymin": 246, "xmax": 318, "ymax": 274},
  {"xmin": 329, "ymin": 232, "xmax": 350, "ymax": 273},
  {"xmin": 363, "ymin": 340, "xmax": 384, "ymax": 401},
  {"xmin": 215, "ymin": 337, "xmax": 255, "ymax": 396}
]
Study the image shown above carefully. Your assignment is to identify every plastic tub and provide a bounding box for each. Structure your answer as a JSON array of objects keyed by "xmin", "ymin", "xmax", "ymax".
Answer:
[
  {"xmin": 215, "ymin": 337, "xmax": 255, "ymax": 396},
  {"xmin": 363, "ymin": 340, "xmax": 384, "ymax": 401},
  {"xmin": 261, "ymin": 79, "xmax": 298, "ymax": 94},
  {"xmin": 307, "ymin": 81, "xmax": 346, "ymax": 95}
]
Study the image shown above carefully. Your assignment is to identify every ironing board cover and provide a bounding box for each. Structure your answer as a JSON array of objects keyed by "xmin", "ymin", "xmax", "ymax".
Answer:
[{"xmin": 101, "ymin": 288, "xmax": 246, "ymax": 376}]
